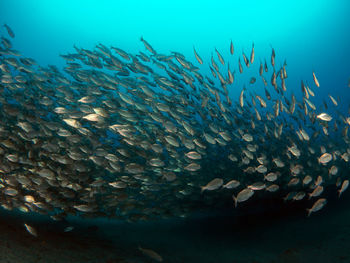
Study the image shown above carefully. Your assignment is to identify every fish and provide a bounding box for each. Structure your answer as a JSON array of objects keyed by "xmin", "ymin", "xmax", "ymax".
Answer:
[
  {"xmin": 329, "ymin": 165, "xmax": 338, "ymax": 176},
  {"xmin": 184, "ymin": 163, "xmax": 201, "ymax": 171},
  {"xmin": 238, "ymin": 58, "xmax": 243, "ymax": 73},
  {"xmin": 314, "ymin": 176, "xmax": 323, "ymax": 186},
  {"xmin": 338, "ymin": 180, "xmax": 349, "ymax": 197},
  {"xmin": 111, "ymin": 46, "xmax": 129, "ymax": 60},
  {"xmin": 223, "ymin": 179, "xmax": 240, "ymax": 189},
  {"xmin": 73, "ymin": 204, "xmax": 96, "ymax": 212},
  {"xmin": 266, "ymin": 184, "xmax": 279, "ymax": 192},
  {"xmin": 317, "ymin": 113, "xmax": 332, "ymax": 122},
  {"xmin": 264, "ymin": 172, "xmax": 278, "ymax": 182},
  {"xmin": 250, "ymin": 77, "xmax": 256, "ymax": 84},
  {"xmin": 271, "ymin": 47, "xmax": 275, "ymax": 67},
  {"xmin": 201, "ymin": 178, "xmax": 224, "ymax": 193},
  {"xmin": 193, "ymin": 46, "xmax": 203, "ymax": 64},
  {"xmin": 304, "ymin": 98, "xmax": 316, "ymax": 110},
  {"xmin": 293, "ymin": 191, "xmax": 306, "ymax": 201},
  {"xmin": 318, "ymin": 153, "xmax": 332, "ymax": 164},
  {"xmin": 259, "ymin": 62, "xmax": 263, "ymax": 76},
  {"xmin": 242, "ymin": 52, "xmax": 249, "ymax": 67},
  {"xmin": 346, "ymin": 117, "xmax": 350, "ymax": 125},
  {"xmin": 185, "ymin": 151, "xmax": 202, "ymax": 160},
  {"xmin": 230, "ymin": 40, "xmax": 234, "ymax": 55},
  {"xmin": 211, "ymin": 54, "xmax": 219, "ymax": 72},
  {"xmin": 242, "ymin": 133, "xmax": 253, "ymax": 142},
  {"xmin": 24, "ymin": 223, "xmax": 38, "ymax": 237},
  {"xmin": 308, "ymin": 185, "xmax": 324, "ymax": 199},
  {"xmin": 307, "ymin": 86, "xmax": 314, "ymax": 97},
  {"xmin": 255, "ymin": 165, "xmax": 267, "ymax": 174},
  {"xmin": 313, "ymin": 72, "xmax": 320, "ymax": 87},
  {"xmin": 288, "ymin": 178, "xmax": 300, "ymax": 187},
  {"xmin": 233, "ymin": 188, "xmax": 254, "ymax": 207},
  {"xmin": 328, "ymin": 95, "xmax": 338, "ymax": 106},
  {"xmin": 64, "ymin": 226, "xmax": 74, "ymax": 232},
  {"xmin": 140, "ymin": 36, "xmax": 157, "ymax": 54},
  {"xmin": 3, "ymin": 24, "xmax": 15, "ymax": 38},
  {"xmin": 239, "ymin": 87, "xmax": 245, "ymax": 107},
  {"xmin": 250, "ymin": 43, "xmax": 255, "ymax": 64},
  {"xmin": 138, "ymin": 247, "xmax": 163, "ymax": 262},
  {"xmin": 83, "ymin": 113, "xmax": 104, "ymax": 122},
  {"xmin": 307, "ymin": 198, "xmax": 327, "ymax": 217},
  {"xmin": 248, "ymin": 182, "xmax": 266, "ymax": 190},
  {"xmin": 227, "ymin": 63, "xmax": 234, "ymax": 84},
  {"xmin": 215, "ymin": 48, "xmax": 225, "ymax": 65},
  {"xmin": 264, "ymin": 59, "xmax": 268, "ymax": 72}
]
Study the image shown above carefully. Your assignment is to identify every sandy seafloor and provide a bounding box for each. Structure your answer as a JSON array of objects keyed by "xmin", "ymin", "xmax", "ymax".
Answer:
[{"xmin": 0, "ymin": 190, "xmax": 349, "ymax": 263}]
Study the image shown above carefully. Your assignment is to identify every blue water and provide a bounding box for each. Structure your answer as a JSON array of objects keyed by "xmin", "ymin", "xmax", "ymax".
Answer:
[
  {"xmin": 1, "ymin": 0, "xmax": 350, "ymax": 102},
  {"xmin": 1, "ymin": 1, "xmax": 350, "ymax": 262}
]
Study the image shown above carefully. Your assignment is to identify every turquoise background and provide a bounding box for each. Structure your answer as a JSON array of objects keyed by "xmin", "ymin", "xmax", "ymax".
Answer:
[{"xmin": 1, "ymin": 0, "xmax": 349, "ymax": 106}]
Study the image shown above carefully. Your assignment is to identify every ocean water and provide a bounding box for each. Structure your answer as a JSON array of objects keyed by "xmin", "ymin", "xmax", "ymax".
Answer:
[{"xmin": 0, "ymin": 0, "xmax": 350, "ymax": 262}]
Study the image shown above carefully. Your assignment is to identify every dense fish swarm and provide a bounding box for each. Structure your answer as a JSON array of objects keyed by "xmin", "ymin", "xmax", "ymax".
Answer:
[{"xmin": 0, "ymin": 24, "xmax": 349, "ymax": 222}]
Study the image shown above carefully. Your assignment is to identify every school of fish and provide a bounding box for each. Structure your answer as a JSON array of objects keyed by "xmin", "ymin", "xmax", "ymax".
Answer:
[{"xmin": 0, "ymin": 24, "xmax": 349, "ymax": 223}]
